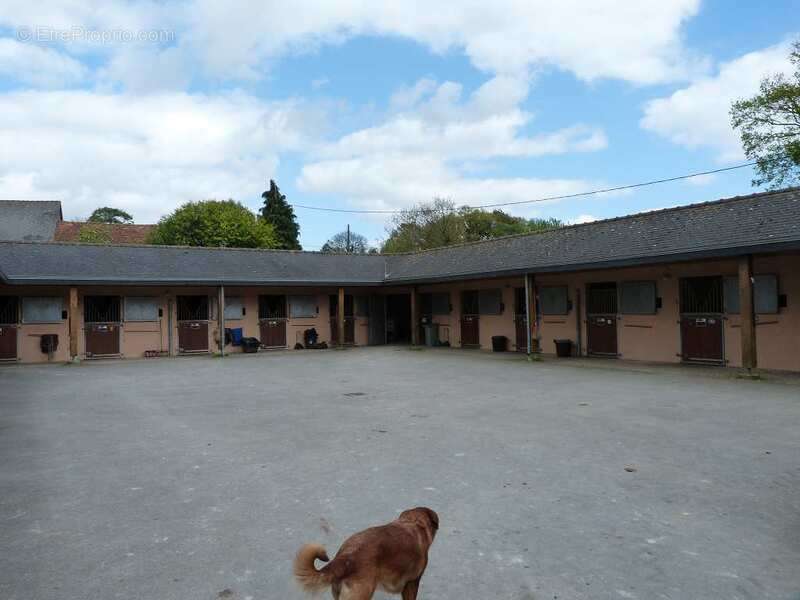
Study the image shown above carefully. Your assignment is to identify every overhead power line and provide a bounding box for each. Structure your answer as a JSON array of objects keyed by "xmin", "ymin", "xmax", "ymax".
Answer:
[{"xmin": 290, "ymin": 160, "xmax": 759, "ymax": 215}]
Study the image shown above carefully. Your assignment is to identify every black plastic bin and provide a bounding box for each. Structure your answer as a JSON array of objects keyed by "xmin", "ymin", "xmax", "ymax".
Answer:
[
  {"xmin": 491, "ymin": 335, "xmax": 508, "ymax": 352},
  {"xmin": 241, "ymin": 337, "xmax": 260, "ymax": 353},
  {"xmin": 554, "ymin": 339, "xmax": 572, "ymax": 357}
]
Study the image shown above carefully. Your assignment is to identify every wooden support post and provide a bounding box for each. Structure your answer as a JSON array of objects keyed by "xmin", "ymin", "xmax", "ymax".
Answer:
[
  {"xmin": 218, "ymin": 285, "xmax": 225, "ymax": 357},
  {"xmin": 738, "ymin": 255, "xmax": 757, "ymax": 372},
  {"xmin": 524, "ymin": 274, "xmax": 534, "ymax": 356},
  {"xmin": 69, "ymin": 287, "xmax": 79, "ymax": 361},
  {"xmin": 410, "ymin": 286, "xmax": 419, "ymax": 346},
  {"xmin": 337, "ymin": 287, "xmax": 345, "ymax": 347}
]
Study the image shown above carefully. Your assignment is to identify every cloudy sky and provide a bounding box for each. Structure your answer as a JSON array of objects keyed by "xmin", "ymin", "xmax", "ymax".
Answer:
[{"xmin": 0, "ymin": 2, "xmax": 796, "ymax": 249}]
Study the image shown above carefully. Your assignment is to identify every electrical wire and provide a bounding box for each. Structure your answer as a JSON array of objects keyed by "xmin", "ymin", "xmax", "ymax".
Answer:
[{"xmin": 290, "ymin": 161, "xmax": 759, "ymax": 214}]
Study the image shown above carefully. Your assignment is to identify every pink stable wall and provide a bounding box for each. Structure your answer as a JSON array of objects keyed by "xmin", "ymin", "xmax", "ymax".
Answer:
[
  {"xmin": 534, "ymin": 252, "xmax": 799, "ymax": 372},
  {"xmin": 0, "ymin": 285, "xmax": 70, "ymax": 364},
  {"xmin": 417, "ymin": 277, "xmax": 523, "ymax": 350}
]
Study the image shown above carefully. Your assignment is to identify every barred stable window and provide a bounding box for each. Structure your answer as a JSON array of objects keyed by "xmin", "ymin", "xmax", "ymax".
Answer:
[
  {"xmin": 125, "ymin": 297, "xmax": 160, "ymax": 322},
  {"xmin": 22, "ymin": 297, "xmax": 63, "ymax": 323},
  {"xmin": 355, "ymin": 296, "xmax": 370, "ymax": 317},
  {"xmin": 724, "ymin": 275, "xmax": 779, "ymax": 314},
  {"xmin": 620, "ymin": 281, "xmax": 657, "ymax": 315},
  {"xmin": 289, "ymin": 295, "xmax": 317, "ymax": 318},
  {"xmin": 0, "ymin": 296, "xmax": 18, "ymax": 324},
  {"xmin": 478, "ymin": 289, "xmax": 503, "ymax": 315},
  {"xmin": 539, "ymin": 286, "xmax": 569, "ymax": 315},
  {"xmin": 224, "ymin": 297, "xmax": 244, "ymax": 320}
]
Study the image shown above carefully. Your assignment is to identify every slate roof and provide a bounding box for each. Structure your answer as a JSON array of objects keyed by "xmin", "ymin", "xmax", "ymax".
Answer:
[
  {"xmin": 54, "ymin": 222, "xmax": 156, "ymax": 244},
  {"xmin": 1, "ymin": 188, "xmax": 799, "ymax": 286},
  {"xmin": 0, "ymin": 200, "xmax": 62, "ymax": 242},
  {"xmin": 0, "ymin": 243, "xmax": 386, "ymax": 286},
  {"xmin": 386, "ymin": 187, "xmax": 800, "ymax": 282}
]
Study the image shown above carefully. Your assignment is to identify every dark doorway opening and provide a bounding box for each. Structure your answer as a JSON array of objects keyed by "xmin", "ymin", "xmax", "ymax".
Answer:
[
  {"xmin": 84, "ymin": 296, "xmax": 121, "ymax": 357},
  {"xmin": 513, "ymin": 287, "xmax": 527, "ymax": 352},
  {"xmin": 586, "ymin": 282, "xmax": 618, "ymax": 356},
  {"xmin": 386, "ymin": 294, "xmax": 411, "ymax": 344},
  {"xmin": 329, "ymin": 294, "xmax": 355, "ymax": 345},
  {"xmin": 0, "ymin": 296, "xmax": 18, "ymax": 360},
  {"xmin": 368, "ymin": 295, "xmax": 386, "ymax": 345},
  {"xmin": 259, "ymin": 295, "xmax": 287, "ymax": 348},
  {"xmin": 680, "ymin": 276, "xmax": 724, "ymax": 363},
  {"xmin": 460, "ymin": 290, "xmax": 480, "ymax": 347},
  {"xmin": 177, "ymin": 295, "xmax": 209, "ymax": 353}
]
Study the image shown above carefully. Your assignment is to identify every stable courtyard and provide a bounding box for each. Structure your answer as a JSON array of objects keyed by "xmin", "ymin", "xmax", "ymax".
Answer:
[{"xmin": 1, "ymin": 348, "xmax": 799, "ymax": 599}]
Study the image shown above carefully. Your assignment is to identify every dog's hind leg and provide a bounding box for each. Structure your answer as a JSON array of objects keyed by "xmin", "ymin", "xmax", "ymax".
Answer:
[
  {"xmin": 338, "ymin": 580, "xmax": 376, "ymax": 600},
  {"xmin": 402, "ymin": 578, "xmax": 420, "ymax": 600}
]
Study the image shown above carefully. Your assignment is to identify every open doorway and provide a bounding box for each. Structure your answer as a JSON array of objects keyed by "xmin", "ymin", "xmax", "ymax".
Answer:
[{"xmin": 386, "ymin": 294, "xmax": 411, "ymax": 344}]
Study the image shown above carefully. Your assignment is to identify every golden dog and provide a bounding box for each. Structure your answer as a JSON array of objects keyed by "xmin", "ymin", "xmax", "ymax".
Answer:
[{"xmin": 294, "ymin": 507, "xmax": 439, "ymax": 599}]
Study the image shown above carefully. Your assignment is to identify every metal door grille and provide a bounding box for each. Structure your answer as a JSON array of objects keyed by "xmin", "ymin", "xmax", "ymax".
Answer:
[
  {"xmin": 587, "ymin": 283, "xmax": 617, "ymax": 314},
  {"xmin": 461, "ymin": 290, "xmax": 480, "ymax": 315},
  {"xmin": 680, "ymin": 277, "xmax": 723, "ymax": 314},
  {"xmin": 0, "ymin": 296, "xmax": 18, "ymax": 324},
  {"xmin": 84, "ymin": 296, "xmax": 121, "ymax": 323},
  {"xmin": 259, "ymin": 295, "xmax": 287, "ymax": 319},
  {"xmin": 177, "ymin": 296, "xmax": 209, "ymax": 321}
]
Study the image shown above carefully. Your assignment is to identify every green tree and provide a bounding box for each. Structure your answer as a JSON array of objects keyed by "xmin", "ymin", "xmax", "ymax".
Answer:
[
  {"xmin": 261, "ymin": 180, "xmax": 301, "ymax": 249},
  {"xmin": 381, "ymin": 198, "xmax": 465, "ymax": 253},
  {"xmin": 321, "ymin": 228, "xmax": 371, "ymax": 254},
  {"xmin": 88, "ymin": 206, "xmax": 134, "ymax": 224},
  {"xmin": 381, "ymin": 198, "xmax": 563, "ymax": 252},
  {"xmin": 462, "ymin": 209, "xmax": 562, "ymax": 241},
  {"xmin": 730, "ymin": 39, "xmax": 800, "ymax": 189},
  {"xmin": 77, "ymin": 224, "xmax": 112, "ymax": 244},
  {"xmin": 149, "ymin": 200, "xmax": 278, "ymax": 248}
]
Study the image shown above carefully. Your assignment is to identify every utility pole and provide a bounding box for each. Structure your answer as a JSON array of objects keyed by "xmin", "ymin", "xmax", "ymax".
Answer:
[{"xmin": 346, "ymin": 224, "xmax": 351, "ymax": 254}]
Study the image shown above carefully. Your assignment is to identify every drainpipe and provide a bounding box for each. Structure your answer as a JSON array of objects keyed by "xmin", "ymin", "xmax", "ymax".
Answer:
[
  {"xmin": 218, "ymin": 285, "xmax": 225, "ymax": 358},
  {"xmin": 575, "ymin": 288, "xmax": 582, "ymax": 357},
  {"xmin": 167, "ymin": 298, "xmax": 174, "ymax": 356},
  {"xmin": 68, "ymin": 287, "xmax": 79, "ymax": 362},
  {"xmin": 738, "ymin": 255, "xmax": 757, "ymax": 374},
  {"xmin": 337, "ymin": 287, "xmax": 345, "ymax": 347},
  {"xmin": 524, "ymin": 274, "xmax": 533, "ymax": 357},
  {"xmin": 410, "ymin": 285, "xmax": 419, "ymax": 346}
]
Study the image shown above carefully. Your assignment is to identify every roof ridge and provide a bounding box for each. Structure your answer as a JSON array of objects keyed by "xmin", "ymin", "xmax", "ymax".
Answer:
[
  {"xmin": 0, "ymin": 238, "xmax": 388, "ymax": 257},
  {"xmin": 385, "ymin": 186, "xmax": 800, "ymax": 257}
]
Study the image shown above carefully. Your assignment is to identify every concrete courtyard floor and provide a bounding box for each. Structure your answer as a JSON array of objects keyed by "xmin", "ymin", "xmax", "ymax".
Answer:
[{"xmin": 1, "ymin": 348, "xmax": 799, "ymax": 600}]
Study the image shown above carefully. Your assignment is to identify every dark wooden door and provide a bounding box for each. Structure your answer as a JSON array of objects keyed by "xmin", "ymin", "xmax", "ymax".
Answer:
[
  {"xmin": 368, "ymin": 295, "xmax": 386, "ymax": 345},
  {"xmin": 260, "ymin": 319, "xmax": 287, "ymax": 348},
  {"xmin": 84, "ymin": 323, "xmax": 120, "ymax": 356},
  {"xmin": 586, "ymin": 316, "xmax": 618, "ymax": 355},
  {"xmin": 461, "ymin": 315, "xmax": 480, "ymax": 347},
  {"xmin": 681, "ymin": 316, "xmax": 723, "ymax": 362},
  {"xmin": 514, "ymin": 287, "xmax": 527, "ymax": 351},
  {"xmin": 0, "ymin": 325, "xmax": 17, "ymax": 360},
  {"xmin": 587, "ymin": 283, "xmax": 618, "ymax": 356},
  {"xmin": 679, "ymin": 277, "xmax": 724, "ymax": 363},
  {"xmin": 178, "ymin": 321, "xmax": 209, "ymax": 352}
]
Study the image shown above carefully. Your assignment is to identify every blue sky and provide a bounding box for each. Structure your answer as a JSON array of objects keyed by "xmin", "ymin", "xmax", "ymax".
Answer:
[{"xmin": 0, "ymin": 1, "xmax": 797, "ymax": 249}]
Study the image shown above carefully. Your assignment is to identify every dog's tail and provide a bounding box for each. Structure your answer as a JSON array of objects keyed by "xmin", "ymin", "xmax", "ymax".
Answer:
[{"xmin": 293, "ymin": 543, "xmax": 332, "ymax": 593}]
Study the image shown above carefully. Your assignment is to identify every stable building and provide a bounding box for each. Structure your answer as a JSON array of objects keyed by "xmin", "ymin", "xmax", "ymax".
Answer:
[{"xmin": 1, "ymin": 187, "xmax": 798, "ymax": 372}]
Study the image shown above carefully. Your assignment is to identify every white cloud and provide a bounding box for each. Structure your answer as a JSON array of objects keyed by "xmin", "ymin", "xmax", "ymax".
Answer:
[
  {"xmin": 2, "ymin": 0, "xmax": 705, "ymax": 90},
  {"xmin": 641, "ymin": 41, "xmax": 794, "ymax": 162},
  {"xmin": 571, "ymin": 214, "xmax": 598, "ymax": 224},
  {"xmin": 182, "ymin": 0, "xmax": 705, "ymax": 84},
  {"xmin": 299, "ymin": 153, "xmax": 605, "ymax": 217},
  {"xmin": 299, "ymin": 74, "xmax": 608, "ymax": 212},
  {"xmin": 0, "ymin": 39, "xmax": 87, "ymax": 87},
  {"xmin": 0, "ymin": 90, "xmax": 322, "ymax": 221}
]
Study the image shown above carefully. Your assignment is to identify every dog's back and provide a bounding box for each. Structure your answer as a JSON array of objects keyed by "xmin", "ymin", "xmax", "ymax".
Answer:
[{"xmin": 294, "ymin": 508, "xmax": 438, "ymax": 600}]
